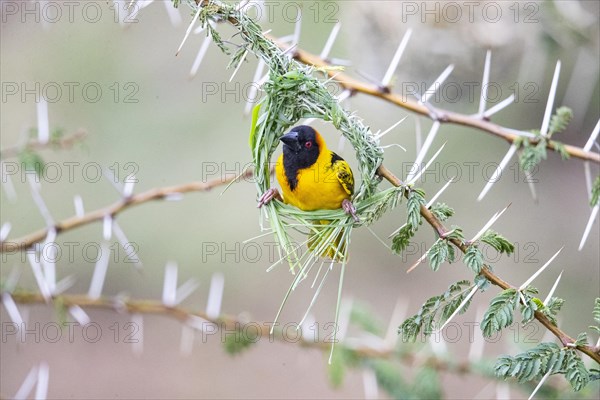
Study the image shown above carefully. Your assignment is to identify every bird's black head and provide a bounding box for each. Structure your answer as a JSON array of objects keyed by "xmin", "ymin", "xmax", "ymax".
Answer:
[{"xmin": 280, "ymin": 125, "xmax": 320, "ymax": 169}]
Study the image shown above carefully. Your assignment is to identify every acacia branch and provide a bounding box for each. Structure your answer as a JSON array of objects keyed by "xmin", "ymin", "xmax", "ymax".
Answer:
[
  {"xmin": 0, "ymin": 168, "xmax": 259, "ymax": 253},
  {"xmin": 269, "ymin": 37, "xmax": 600, "ymax": 164},
  {"xmin": 0, "ymin": 130, "xmax": 87, "ymax": 159},
  {"xmin": 376, "ymin": 165, "xmax": 600, "ymax": 365}
]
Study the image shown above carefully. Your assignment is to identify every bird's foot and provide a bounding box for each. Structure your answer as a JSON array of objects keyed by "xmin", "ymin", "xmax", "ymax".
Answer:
[
  {"xmin": 257, "ymin": 188, "xmax": 282, "ymax": 208},
  {"xmin": 342, "ymin": 199, "xmax": 360, "ymax": 223}
]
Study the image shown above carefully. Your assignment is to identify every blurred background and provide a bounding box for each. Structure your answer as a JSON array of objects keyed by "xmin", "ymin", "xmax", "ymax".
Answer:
[{"xmin": 1, "ymin": 0, "xmax": 599, "ymax": 398}]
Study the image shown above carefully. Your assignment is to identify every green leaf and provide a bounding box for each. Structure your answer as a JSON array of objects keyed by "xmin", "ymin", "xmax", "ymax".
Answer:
[
  {"xmin": 548, "ymin": 106, "xmax": 572, "ymax": 136},
  {"xmin": 463, "ymin": 246, "xmax": 484, "ymax": 274},
  {"xmin": 481, "ymin": 288, "xmax": 518, "ymax": 337},
  {"xmin": 539, "ymin": 297, "xmax": 564, "ymax": 326},
  {"xmin": 18, "ymin": 149, "xmax": 45, "ymax": 176},
  {"xmin": 248, "ymin": 103, "xmax": 262, "ymax": 149},
  {"xmin": 552, "ymin": 141, "xmax": 570, "ymax": 160},
  {"xmin": 520, "ymin": 140, "xmax": 547, "ymax": 171},
  {"xmin": 350, "ymin": 303, "xmax": 382, "ymax": 335},
  {"xmin": 223, "ymin": 326, "xmax": 259, "ymax": 355},
  {"xmin": 391, "ymin": 224, "xmax": 414, "ymax": 255},
  {"xmin": 369, "ymin": 359, "xmax": 411, "ymax": 399},
  {"xmin": 481, "ymin": 230, "xmax": 515, "ymax": 255},
  {"xmin": 430, "ymin": 202, "xmax": 454, "ymax": 222},
  {"xmin": 428, "ymin": 239, "xmax": 450, "ymax": 272},
  {"xmin": 591, "ymin": 176, "xmax": 600, "ymax": 207},
  {"xmin": 574, "ymin": 332, "xmax": 588, "ymax": 347},
  {"xmin": 495, "ymin": 343, "xmax": 590, "ymax": 391},
  {"xmin": 399, "ymin": 280, "xmax": 472, "ymax": 342},
  {"xmin": 407, "ymin": 188, "xmax": 426, "ymax": 228}
]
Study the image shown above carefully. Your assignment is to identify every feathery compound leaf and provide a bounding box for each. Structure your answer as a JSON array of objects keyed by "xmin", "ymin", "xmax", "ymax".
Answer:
[
  {"xmin": 430, "ymin": 202, "xmax": 454, "ymax": 222},
  {"xmin": 519, "ymin": 140, "xmax": 547, "ymax": 171},
  {"xmin": 540, "ymin": 297, "xmax": 564, "ymax": 326},
  {"xmin": 494, "ymin": 343, "xmax": 590, "ymax": 388},
  {"xmin": 399, "ymin": 280, "xmax": 472, "ymax": 342},
  {"xmin": 18, "ymin": 149, "xmax": 45, "ymax": 177},
  {"xmin": 407, "ymin": 188, "xmax": 426, "ymax": 228},
  {"xmin": 481, "ymin": 288, "xmax": 519, "ymax": 337},
  {"xmin": 481, "ymin": 230, "xmax": 515, "ymax": 255},
  {"xmin": 463, "ymin": 246, "xmax": 484, "ymax": 274},
  {"xmin": 391, "ymin": 224, "xmax": 414, "ymax": 255},
  {"xmin": 223, "ymin": 327, "xmax": 259, "ymax": 355},
  {"xmin": 427, "ymin": 239, "xmax": 451, "ymax": 272},
  {"xmin": 548, "ymin": 106, "xmax": 573, "ymax": 136},
  {"xmin": 520, "ymin": 295, "xmax": 540, "ymax": 325},
  {"xmin": 552, "ymin": 141, "xmax": 570, "ymax": 160},
  {"xmin": 591, "ymin": 176, "xmax": 600, "ymax": 207},
  {"xmin": 593, "ymin": 298, "xmax": 600, "ymax": 324}
]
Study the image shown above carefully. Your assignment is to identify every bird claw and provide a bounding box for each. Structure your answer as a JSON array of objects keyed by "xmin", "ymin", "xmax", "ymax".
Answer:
[
  {"xmin": 257, "ymin": 188, "xmax": 282, "ymax": 208},
  {"xmin": 342, "ymin": 199, "xmax": 360, "ymax": 223}
]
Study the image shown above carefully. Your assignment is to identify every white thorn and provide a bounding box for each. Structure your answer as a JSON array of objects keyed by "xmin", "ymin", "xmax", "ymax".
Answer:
[
  {"xmin": 584, "ymin": 162, "xmax": 593, "ymax": 198},
  {"xmin": 578, "ymin": 205, "xmax": 599, "ymax": 251},
  {"xmin": 102, "ymin": 215, "xmax": 113, "ymax": 241},
  {"xmin": 477, "ymin": 144, "xmax": 518, "ymax": 201},
  {"xmin": 36, "ymin": 99, "xmax": 49, "ymax": 145},
  {"xmin": 131, "ymin": 314, "xmax": 143, "ymax": 356},
  {"xmin": 478, "ymin": 50, "xmax": 492, "ymax": 116},
  {"xmin": 427, "ymin": 177, "xmax": 455, "ymax": 207},
  {"xmin": 122, "ymin": 176, "xmax": 135, "ymax": 197},
  {"xmin": 540, "ymin": 61, "xmax": 561, "ymax": 137},
  {"xmin": 420, "ymin": 64, "xmax": 454, "ymax": 104},
  {"xmin": 484, "ymin": 94, "xmax": 515, "ymax": 118},
  {"xmin": 162, "ymin": 262, "xmax": 178, "ymax": 307},
  {"xmin": 176, "ymin": 5, "xmax": 203, "ymax": 55},
  {"xmin": 175, "ymin": 279, "xmax": 200, "ymax": 305},
  {"xmin": 470, "ymin": 204, "xmax": 510, "ymax": 243},
  {"xmin": 520, "ymin": 247, "xmax": 563, "ymax": 290},
  {"xmin": 163, "ymin": 0, "xmax": 182, "ymax": 26},
  {"xmin": 28, "ymin": 178, "xmax": 54, "ymax": 227},
  {"xmin": 112, "ymin": 221, "xmax": 142, "ymax": 268},
  {"xmin": 415, "ymin": 117, "xmax": 423, "ymax": 153},
  {"xmin": 14, "ymin": 365, "xmax": 38, "ymax": 400},
  {"xmin": 382, "ymin": 29, "xmax": 412, "ymax": 86},
  {"xmin": 468, "ymin": 306, "xmax": 486, "ymax": 363},
  {"xmin": 206, "ymin": 272, "xmax": 225, "ymax": 319},
  {"xmin": 336, "ymin": 297, "xmax": 353, "ymax": 342},
  {"xmin": 0, "ymin": 222, "xmax": 11, "ymax": 241},
  {"xmin": 2, "ymin": 293, "xmax": 25, "ymax": 325},
  {"xmin": 87, "ymin": 242, "xmax": 110, "ymax": 300},
  {"xmin": 27, "ymin": 253, "xmax": 51, "ymax": 302},
  {"xmin": 229, "ymin": 50, "xmax": 249, "ymax": 82},
  {"xmin": 528, "ymin": 371, "xmax": 551, "ymax": 400},
  {"xmin": 35, "ymin": 362, "xmax": 49, "ymax": 400},
  {"xmin": 68, "ymin": 305, "xmax": 91, "ymax": 325},
  {"xmin": 524, "ymin": 170, "xmax": 538, "ymax": 202},
  {"xmin": 543, "ymin": 270, "xmax": 563, "ymax": 305},
  {"xmin": 180, "ymin": 324, "xmax": 195, "ymax": 356},
  {"xmin": 320, "ymin": 22, "xmax": 341, "ymax": 59},
  {"xmin": 54, "ymin": 275, "xmax": 75, "ymax": 295},
  {"xmin": 375, "ymin": 117, "xmax": 407, "ymax": 141},
  {"xmin": 1, "ymin": 161, "xmax": 18, "ymax": 202},
  {"xmin": 73, "ymin": 195, "xmax": 85, "ymax": 217},
  {"xmin": 190, "ymin": 35, "xmax": 212, "ymax": 78},
  {"xmin": 583, "ymin": 119, "xmax": 600, "ymax": 152},
  {"xmin": 291, "ymin": 8, "xmax": 302, "ymax": 47},
  {"xmin": 439, "ymin": 285, "xmax": 478, "ymax": 332},
  {"xmin": 406, "ymin": 248, "xmax": 429, "ymax": 273},
  {"xmin": 407, "ymin": 141, "xmax": 446, "ymax": 185},
  {"xmin": 362, "ymin": 368, "xmax": 379, "ymax": 400},
  {"xmin": 384, "ymin": 298, "xmax": 409, "ymax": 347},
  {"xmin": 496, "ymin": 382, "xmax": 511, "ymax": 400},
  {"xmin": 42, "ymin": 228, "xmax": 57, "ymax": 294},
  {"xmin": 406, "ymin": 122, "xmax": 441, "ymax": 183}
]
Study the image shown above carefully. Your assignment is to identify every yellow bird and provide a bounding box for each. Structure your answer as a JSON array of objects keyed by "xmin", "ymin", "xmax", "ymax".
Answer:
[{"xmin": 257, "ymin": 125, "xmax": 359, "ymax": 259}]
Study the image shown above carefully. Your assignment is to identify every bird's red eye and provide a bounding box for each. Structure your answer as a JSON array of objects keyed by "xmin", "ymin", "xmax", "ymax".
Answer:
[{"xmin": 305, "ymin": 141, "xmax": 312, "ymax": 149}]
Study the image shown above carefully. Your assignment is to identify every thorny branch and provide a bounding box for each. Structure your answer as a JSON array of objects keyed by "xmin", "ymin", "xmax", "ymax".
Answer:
[
  {"xmin": 0, "ymin": 130, "xmax": 87, "ymax": 159},
  {"xmin": 0, "ymin": 167, "xmax": 263, "ymax": 252},
  {"xmin": 270, "ymin": 37, "xmax": 600, "ymax": 164}
]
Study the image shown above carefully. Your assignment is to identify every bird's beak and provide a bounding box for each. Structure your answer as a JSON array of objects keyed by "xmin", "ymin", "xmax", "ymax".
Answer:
[{"xmin": 280, "ymin": 131, "xmax": 301, "ymax": 152}]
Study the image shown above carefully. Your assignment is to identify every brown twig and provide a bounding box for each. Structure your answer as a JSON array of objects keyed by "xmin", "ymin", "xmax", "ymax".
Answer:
[
  {"xmin": 0, "ymin": 167, "xmax": 261, "ymax": 253},
  {"xmin": 268, "ymin": 37, "xmax": 600, "ymax": 165},
  {"xmin": 0, "ymin": 130, "xmax": 87, "ymax": 159},
  {"xmin": 376, "ymin": 165, "xmax": 600, "ymax": 365}
]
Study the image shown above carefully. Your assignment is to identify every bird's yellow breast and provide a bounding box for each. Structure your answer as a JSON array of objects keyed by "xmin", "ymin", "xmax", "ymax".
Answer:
[{"xmin": 276, "ymin": 151, "xmax": 350, "ymax": 211}]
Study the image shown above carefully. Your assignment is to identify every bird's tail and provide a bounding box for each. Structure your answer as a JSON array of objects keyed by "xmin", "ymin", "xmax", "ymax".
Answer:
[{"xmin": 307, "ymin": 220, "xmax": 348, "ymax": 262}]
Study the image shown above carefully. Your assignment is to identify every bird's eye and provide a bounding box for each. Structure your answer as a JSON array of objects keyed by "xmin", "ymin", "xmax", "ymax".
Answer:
[{"xmin": 305, "ymin": 141, "xmax": 312, "ymax": 149}]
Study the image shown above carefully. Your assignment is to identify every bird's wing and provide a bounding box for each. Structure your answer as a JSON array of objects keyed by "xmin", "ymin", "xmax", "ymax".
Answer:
[{"xmin": 330, "ymin": 151, "xmax": 354, "ymax": 196}]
